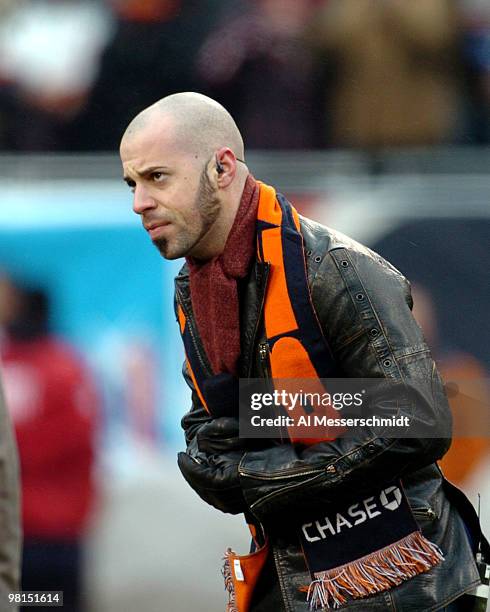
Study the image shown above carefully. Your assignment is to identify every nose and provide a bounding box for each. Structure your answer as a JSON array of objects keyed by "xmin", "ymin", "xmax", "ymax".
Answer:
[{"xmin": 132, "ymin": 184, "xmax": 157, "ymax": 215}]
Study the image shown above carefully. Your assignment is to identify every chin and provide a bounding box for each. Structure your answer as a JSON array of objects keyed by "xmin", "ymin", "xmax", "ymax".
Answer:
[
  {"xmin": 162, "ymin": 251, "xmax": 183, "ymax": 261},
  {"xmin": 153, "ymin": 238, "xmax": 170, "ymax": 258},
  {"xmin": 153, "ymin": 239, "xmax": 182, "ymax": 260}
]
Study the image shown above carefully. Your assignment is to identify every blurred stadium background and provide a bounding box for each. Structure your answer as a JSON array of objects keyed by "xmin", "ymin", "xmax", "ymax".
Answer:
[{"xmin": 0, "ymin": 1, "xmax": 489, "ymax": 611}]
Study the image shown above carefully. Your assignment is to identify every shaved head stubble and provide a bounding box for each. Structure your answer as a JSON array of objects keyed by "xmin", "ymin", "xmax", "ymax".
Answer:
[{"xmin": 123, "ymin": 92, "xmax": 245, "ymax": 164}]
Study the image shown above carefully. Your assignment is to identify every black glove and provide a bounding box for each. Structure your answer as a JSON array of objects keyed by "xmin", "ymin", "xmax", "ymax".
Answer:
[
  {"xmin": 196, "ymin": 416, "xmax": 245, "ymax": 454},
  {"xmin": 177, "ymin": 448, "xmax": 246, "ymax": 515}
]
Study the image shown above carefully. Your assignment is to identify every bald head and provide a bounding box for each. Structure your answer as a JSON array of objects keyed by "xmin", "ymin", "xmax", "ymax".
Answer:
[
  {"xmin": 120, "ymin": 93, "xmax": 249, "ymax": 261},
  {"xmin": 122, "ymin": 92, "xmax": 245, "ymax": 162}
]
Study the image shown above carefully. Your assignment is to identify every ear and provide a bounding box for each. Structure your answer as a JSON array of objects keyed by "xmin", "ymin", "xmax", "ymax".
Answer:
[{"xmin": 215, "ymin": 147, "xmax": 238, "ymax": 188}]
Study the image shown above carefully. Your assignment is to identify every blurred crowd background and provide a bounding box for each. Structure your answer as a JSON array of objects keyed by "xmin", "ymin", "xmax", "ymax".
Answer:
[
  {"xmin": 0, "ymin": 1, "xmax": 489, "ymax": 611},
  {"xmin": 0, "ymin": 0, "xmax": 490, "ymax": 151}
]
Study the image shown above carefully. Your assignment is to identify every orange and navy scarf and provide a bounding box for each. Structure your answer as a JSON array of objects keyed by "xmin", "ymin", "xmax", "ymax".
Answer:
[{"xmin": 179, "ymin": 179, "xmax": 338, "ymax": 418}]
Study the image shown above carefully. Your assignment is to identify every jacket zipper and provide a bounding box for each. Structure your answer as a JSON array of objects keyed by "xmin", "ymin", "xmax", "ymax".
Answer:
[
  {"xmin": 239, "ymin": 466, "xmax": 324, "ymax": 479},
  {"xmin": 249, "ymin": 472, "xmax": 326, "ymax": 511},
  {"xmin": 247, "ymin": 263, "xmax": 270, "ymax": 377},
  {"xmin": 258, "ymin": 341, "xmax": 272, "ymax": 379},
  {"xmin": 412, "ymin": 507, "xmax": 438, "ymax": 520},
  {"xmin": 258, "ymin": 338, "xmax": 292, "ymax": 444},
  {"xmin": 259, "ymin": 342, "xmax": 268, "ymax": 361}
]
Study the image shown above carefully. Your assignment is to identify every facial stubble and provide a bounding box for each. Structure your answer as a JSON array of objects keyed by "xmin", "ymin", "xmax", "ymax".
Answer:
[{"xmin": 153, "ymin": 166, "xmax": 221, "ymax": 259}]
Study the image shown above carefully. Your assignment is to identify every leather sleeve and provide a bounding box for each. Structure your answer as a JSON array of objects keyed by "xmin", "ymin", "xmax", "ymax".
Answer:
[
  {"xmin": 180, "ymin": 360, "xmax": 214, "ymax": 448},
  {"xmin": 174, "ymin": 286, "xmax": 213, "ymax": 449},
  {"xmin": 179, "ymin": 361, "xmax": 248, "ymax": 515},
  {"xmin": 238, "ymin": 245, "xmax": 452, "ymax": 523}
]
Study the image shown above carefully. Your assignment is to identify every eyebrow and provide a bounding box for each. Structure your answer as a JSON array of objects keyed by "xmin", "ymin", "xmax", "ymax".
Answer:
[{"xmin": 123, "ymin": 165, "xmax": 171, "ymax": 181}]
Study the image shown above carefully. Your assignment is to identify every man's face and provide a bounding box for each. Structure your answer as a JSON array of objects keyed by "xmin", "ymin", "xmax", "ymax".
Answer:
[{"xmin": 120, "ymin": 119, "xmax": 221, "ymax": 260}]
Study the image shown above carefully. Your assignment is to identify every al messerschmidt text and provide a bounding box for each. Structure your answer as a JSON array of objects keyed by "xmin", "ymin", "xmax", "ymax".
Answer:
[{"xmin": 250, "ymin": 415, "xmax": 411, "ymax": 428}]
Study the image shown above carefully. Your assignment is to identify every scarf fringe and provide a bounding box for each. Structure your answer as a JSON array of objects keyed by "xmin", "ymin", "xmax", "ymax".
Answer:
[
  {"xmin": 223, "ymin": 548, "xmax": 239, "ymax": 612},
  {"xmin": 303, "ymin": 531, "xmax": 444, "ymax": 610}
]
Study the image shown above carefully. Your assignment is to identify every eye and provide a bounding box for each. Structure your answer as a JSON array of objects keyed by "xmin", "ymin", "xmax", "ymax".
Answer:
[
  {"xmin": 151, "ymin": 171, "xmax": 166, "ymax": 183},
  {"xmin": 125, "ymin": 178, "xmax": 136, "ymax": 193}
]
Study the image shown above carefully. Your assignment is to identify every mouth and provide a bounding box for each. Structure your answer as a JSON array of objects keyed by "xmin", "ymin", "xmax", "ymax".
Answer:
[{"xmin": 145, "ymin": 222, "xmax": 171, "ymax": 239}]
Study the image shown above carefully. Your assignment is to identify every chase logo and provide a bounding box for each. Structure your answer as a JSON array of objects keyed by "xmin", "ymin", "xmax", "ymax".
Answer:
[
  {"xmin": 380, "ymin": 486, "xmax": 402, "ymax": 511},
  {"xmin": 301, "ymin": 485, "xmax": 405, "ymax": 542}
]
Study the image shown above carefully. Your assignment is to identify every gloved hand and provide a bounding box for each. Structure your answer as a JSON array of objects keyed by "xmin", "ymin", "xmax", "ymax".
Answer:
[
  {"xmin": 196, "ymin": 416, "xmax": 245, "ymax": 454},
  {"xmin": 177, "ymin": 448, "xmax": 246, "ymax": 515}
]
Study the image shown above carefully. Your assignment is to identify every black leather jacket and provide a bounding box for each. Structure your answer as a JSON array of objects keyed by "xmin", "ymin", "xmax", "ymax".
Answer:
[{"xmin": 175, "ymin": 215, "xmax": 481, "ymax": 611}]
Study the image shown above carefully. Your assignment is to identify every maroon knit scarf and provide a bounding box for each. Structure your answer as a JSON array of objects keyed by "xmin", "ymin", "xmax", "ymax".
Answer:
[{"xmin": 187, "ymin": 175, "xmax": 259, "ymax": 376}]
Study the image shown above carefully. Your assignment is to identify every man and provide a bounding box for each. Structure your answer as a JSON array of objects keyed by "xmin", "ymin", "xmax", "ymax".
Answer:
[
  {"xmin": 120, "ymin": 93, "xmax": 486, "ymax": 611},
  {"xmin": 0, "ymin": 276, "xmax": 98, "ymax": 612}
]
